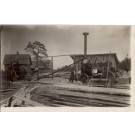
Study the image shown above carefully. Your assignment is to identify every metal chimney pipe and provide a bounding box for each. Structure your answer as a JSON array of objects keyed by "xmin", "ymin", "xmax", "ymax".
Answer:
[{"xmin": 83, "ymin": 32, "xmax": 89, "ymax": 58}]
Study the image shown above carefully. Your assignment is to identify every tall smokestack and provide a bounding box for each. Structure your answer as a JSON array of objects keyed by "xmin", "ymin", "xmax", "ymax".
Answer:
[{"xmin": 83, "ymin": 32, "xmax": 89, "ymax": 58}]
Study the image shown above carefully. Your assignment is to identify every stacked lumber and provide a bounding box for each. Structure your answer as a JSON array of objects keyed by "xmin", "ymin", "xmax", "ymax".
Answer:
[
  {"xmin": 1, "ymin": 82, "xmax": 131, "ymax": 107},
  {"xmin": 31, "ymin": 83, "xmax": 130, "ymax": 107},
  {"xmin": 1, "ymin": 86, "xmax": 44, "ymax": 107}
]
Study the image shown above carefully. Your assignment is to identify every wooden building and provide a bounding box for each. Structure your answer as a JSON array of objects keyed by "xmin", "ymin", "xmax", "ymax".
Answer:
[
  {"xmin": 3, "ymin": 52, "xmax": 32, "ymax": 81},
  {"xmin": 70, "ymin": 53, "xmax": 119, "ymax": 79}
]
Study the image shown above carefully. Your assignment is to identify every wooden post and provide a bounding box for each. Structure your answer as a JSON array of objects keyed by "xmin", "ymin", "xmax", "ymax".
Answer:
[
  {"xmin": 106, "ymin": 51, "xmax": 111, "ymax": 87},
  {"xmin": 52, "ymin": 56, "xmax": 54, "ymax": 80},
  {"xmin": 74, "ymin": 56, "xmax": 78, "ymax": 80}
]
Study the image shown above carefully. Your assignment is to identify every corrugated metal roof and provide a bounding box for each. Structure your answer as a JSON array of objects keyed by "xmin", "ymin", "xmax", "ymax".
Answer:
[{"xmin": 3, "ymin": 54, "xmax": 31, "ymax": 65}]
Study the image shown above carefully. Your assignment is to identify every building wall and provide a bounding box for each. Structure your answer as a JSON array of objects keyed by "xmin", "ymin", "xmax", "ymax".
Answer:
[
  {"xmin": 20, "ymin": 64, "xmax": 31, "ymax": 76},
  {"xmin": 4, "ymin": 64, "xmax": 31, "ymax": 79},
  {"xmin": 72, "ymin": 55, "xmax": 117, "ymax": 79}
]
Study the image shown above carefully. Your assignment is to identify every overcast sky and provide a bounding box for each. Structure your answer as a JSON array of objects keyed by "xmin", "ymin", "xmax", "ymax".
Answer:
[{"xmin": 1, "ymin": 25, "xmax": 131, "ymax": 69}]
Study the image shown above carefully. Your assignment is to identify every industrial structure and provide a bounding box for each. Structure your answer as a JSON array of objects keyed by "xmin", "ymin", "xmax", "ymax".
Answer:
[{"xmin": 71, "ymin": 53, "xmax": 119, "ymax": 78}]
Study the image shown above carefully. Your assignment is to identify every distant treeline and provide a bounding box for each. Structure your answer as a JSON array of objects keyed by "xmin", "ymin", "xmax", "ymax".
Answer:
[{"xmin": 118, "ymin": 57, "xmax": 131, "ymax": 72}]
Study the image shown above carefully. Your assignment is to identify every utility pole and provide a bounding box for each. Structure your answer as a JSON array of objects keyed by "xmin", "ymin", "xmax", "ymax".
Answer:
[
  {"xmin": 83, "ymin": 32, "xmax": 89, "ymax": 58},
  {"xmin": 106, "ymin": 51, "xmax": 111, "ymax": 87},
  {"xmin": 51, "ymin": 56, "xmax": 54, "ymax": 79}
]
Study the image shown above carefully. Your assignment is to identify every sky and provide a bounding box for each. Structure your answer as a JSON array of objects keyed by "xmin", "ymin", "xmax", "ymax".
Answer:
[{"xmin": 1, "ymin": 25, "xmax": 131, "ymax": 69}]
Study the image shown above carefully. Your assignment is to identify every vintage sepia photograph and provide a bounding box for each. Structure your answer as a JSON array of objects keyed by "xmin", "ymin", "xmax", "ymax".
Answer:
[
  {"xmin": 0, "ymin": 25, "xmax": 132, "ymax": 109},
  {"xmin": 1, "ymin": 1, "xmax": 135, "ymax": 135}
]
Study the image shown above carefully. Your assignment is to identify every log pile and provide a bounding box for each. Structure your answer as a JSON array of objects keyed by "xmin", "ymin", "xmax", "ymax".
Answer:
[
  {"xmin": 1, "ymin": 82, "xmax": 130, "ymax": 107},
  {"xmin": 1, "ymin": 85, "xmax": 44, "ymax": 107},
  {"xmin": 31, "ymin": 83, "xmax": 130, "ymax": 107}
]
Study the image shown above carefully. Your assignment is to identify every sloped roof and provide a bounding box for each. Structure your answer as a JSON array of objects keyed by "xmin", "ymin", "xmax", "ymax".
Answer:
[
  {"xmin": 70, "ymin": 53, "xmax": 119, "ymax": 64},
  {"xmin": 3, "ymin": 54, "xmax": 31, "ymax": 65}
]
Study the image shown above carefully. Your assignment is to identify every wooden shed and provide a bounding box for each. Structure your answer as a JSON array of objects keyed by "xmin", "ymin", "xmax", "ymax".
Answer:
[{"xmin": 70, "ymin": 53, "xmax": 119, "ymax": 79}]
